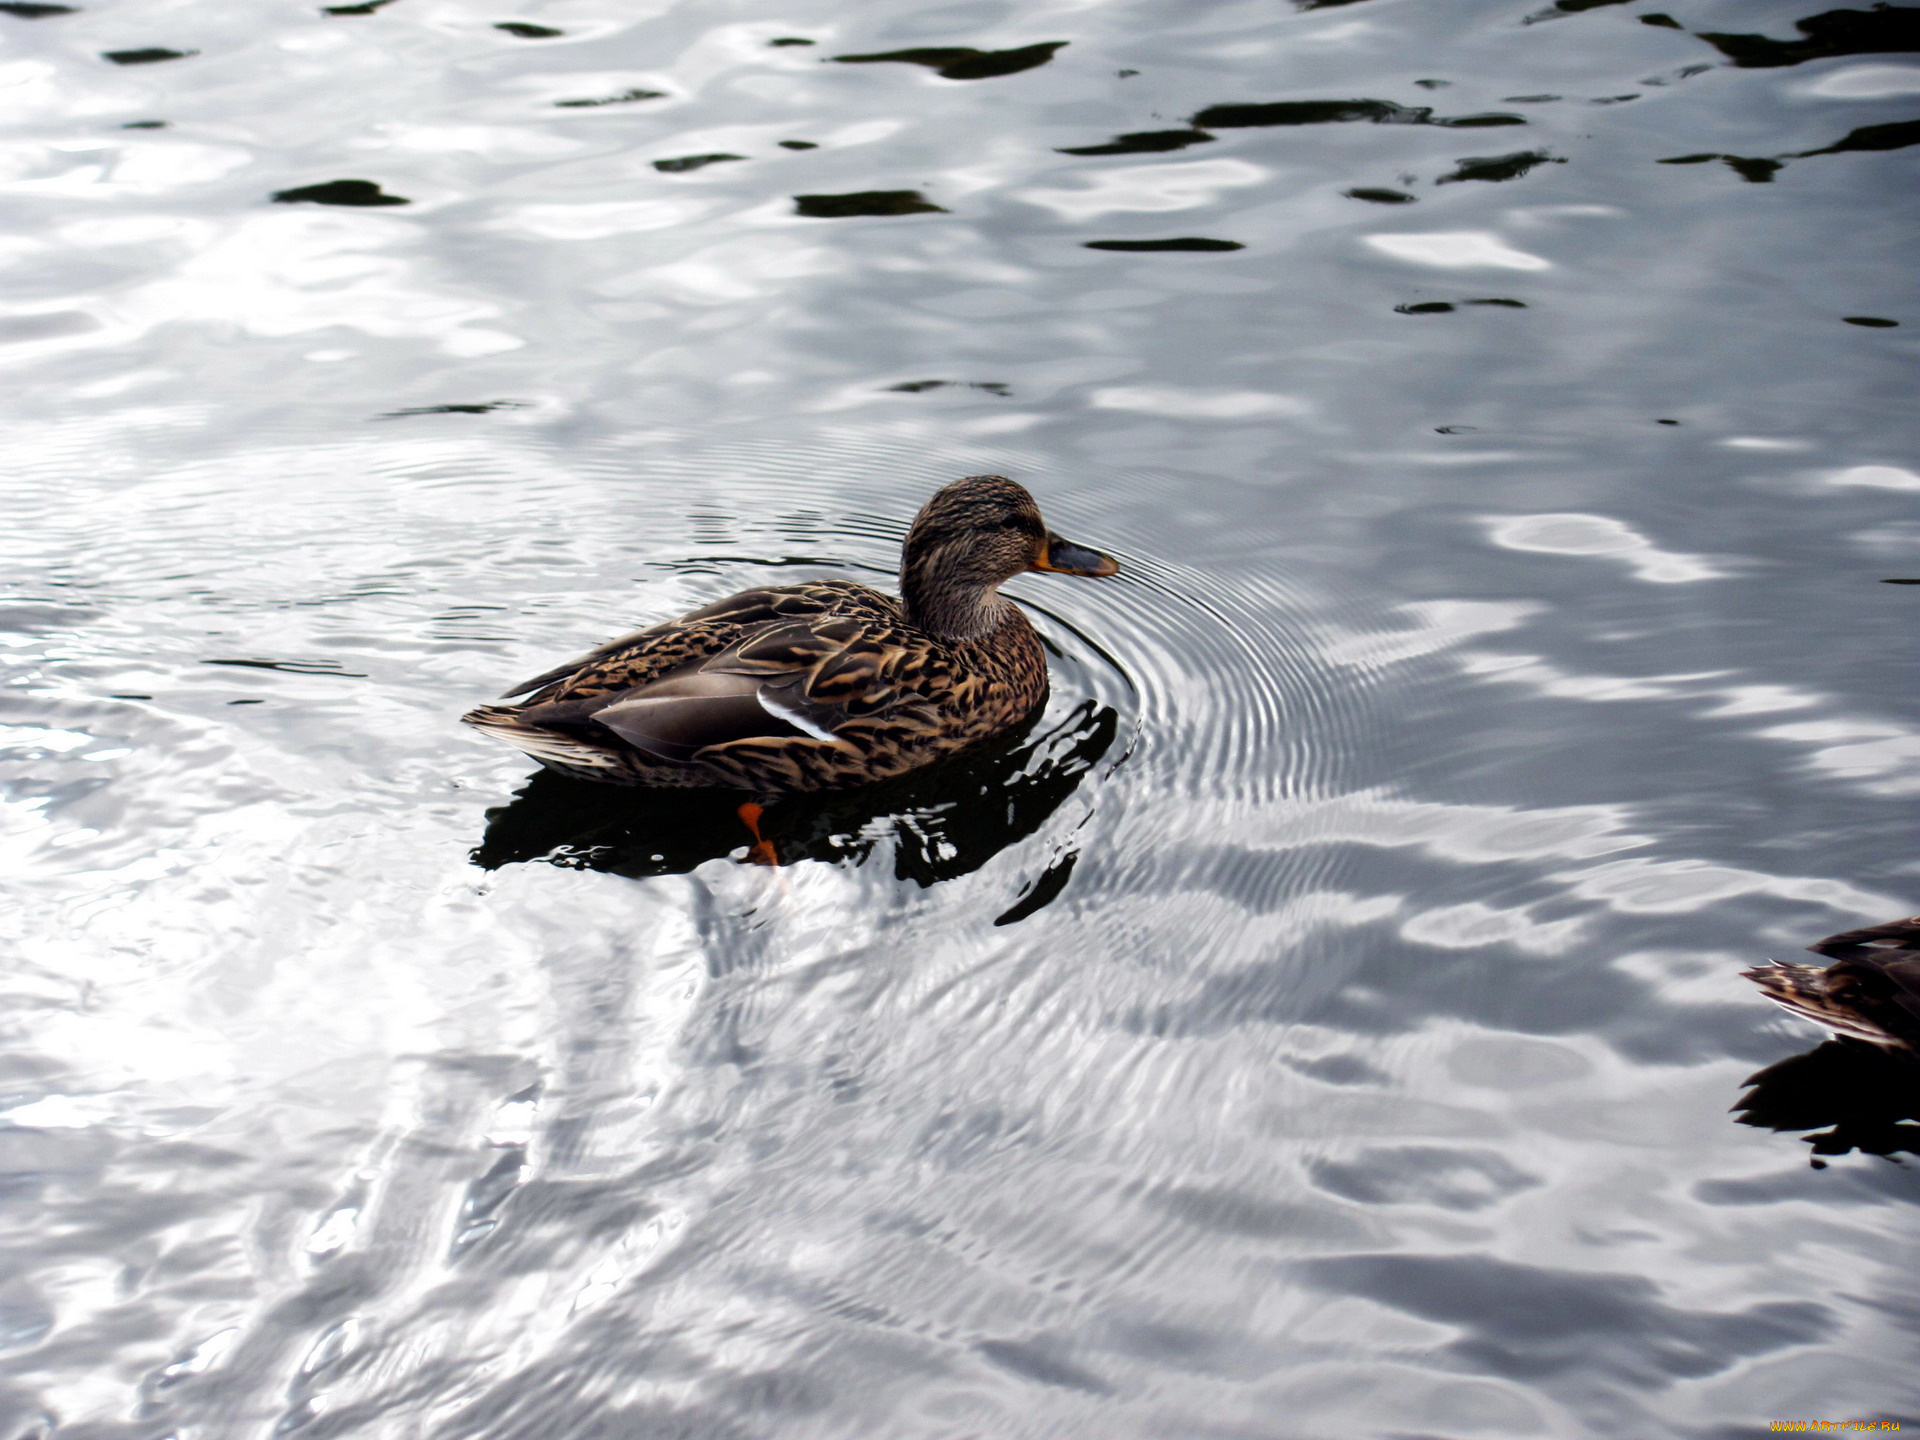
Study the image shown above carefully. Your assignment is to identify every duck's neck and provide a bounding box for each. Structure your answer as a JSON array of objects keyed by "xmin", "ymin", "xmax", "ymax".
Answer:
[{"xmin": 901, "ymin": 553, "xmax": 1015, "ymax": 642}]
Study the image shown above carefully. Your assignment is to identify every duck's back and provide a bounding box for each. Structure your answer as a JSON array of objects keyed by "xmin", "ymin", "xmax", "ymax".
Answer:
[
  {"xmin": 464, "ymin": 577, "xmax": 1042, "ymax": 791},
  {"xmin": 503, "ymin": 579, "xmax": 905, "ymax": 704}
]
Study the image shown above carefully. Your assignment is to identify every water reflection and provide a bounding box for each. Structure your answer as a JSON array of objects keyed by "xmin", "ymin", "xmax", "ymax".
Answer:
[
  {"xmin": 833, "ymin": 42, "xmax": 1068, "ymax": 81},
  {"xmin": 2, "ymin": 0, "xmax": 1916, "ymax": 1431},
  {"xmin": 552, "ymin": 86, "xmax": 667, "ymax": 108},
  {"xmin": 1695, "ymin": 6, "xmax": 1920, "ymax": 68},
  {"xmin": 883, "ymin": 379, "xmax": 1011, "ymax": 395},
  {"xmin": 473, "ymin": 699, "xmax": 1117, "ymax": 897},
  {"xmin": 1058, "ymin": 129, "xmax": 1216, "ymax": 157},
  {"xmin": 1801, "ymin": 115, "xmax": 1920, "ymax": 158},
  {"xmin": 1661, "ymin": 116, "xmax": 1920, "ymax": 182},
  {"xmin": 271, "ymin": 179, "xmax": 411, "ymax": 207},
  {"xmin": 793, "ymin": 190, "xmax": 946, "ymax": 217},
  {"xmin": 1190, "ymin": 99, "xmax": 1526, "ymax": 129},
  {"xmin": 1298, "ymin": 1252, "xmax": 1831, "ymax": 1384},
  {"xmin": 1435, "ymin": 149, "xmax": 1564, "ymax": 184},
  {"xmin": 1524, "ymin": 0, "xmax": 1636, "ymax": 22},
  {"xmin": 1736, "ymin": 1041, "xmax": 1920, "ymax": 1164},
  {"xmin": 101, "ymin": 47, "xmax": 196, "ymax": 65},
  {"xmin": 1084, "ymin": 237, "xmax": 1244, "ymax": 252},
  {"xmin": 1395, "ymin": 299, "xmax": 1522, "ymax": 313},
  {"xmin": 654, "ymin": 153, "xmax": 747, "ymax": 174},
  {"xmin": 378, "ymin": 399, "xmax": 529, "ymax": 417}
]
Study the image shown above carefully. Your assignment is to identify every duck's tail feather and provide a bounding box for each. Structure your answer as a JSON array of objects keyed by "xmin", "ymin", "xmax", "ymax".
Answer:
[
  {"xmin": 462, "ymin": 705, "xmax": 624, "ymax": 772},
  {"xmin": 1742, "ymin": 961, "xmax": 1910, "ymax": 1049}
]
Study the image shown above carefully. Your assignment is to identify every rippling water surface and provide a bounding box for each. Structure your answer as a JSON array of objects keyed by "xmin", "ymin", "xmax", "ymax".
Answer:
[{"xmin": 3, "ymin": 0, "xmax": 1918, "ymax": 1434}]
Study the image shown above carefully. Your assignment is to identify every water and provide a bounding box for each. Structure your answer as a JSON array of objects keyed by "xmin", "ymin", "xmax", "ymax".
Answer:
[{"xmin": 2, "ymin": 0, "xmax": 1917, "ymax": 1434}]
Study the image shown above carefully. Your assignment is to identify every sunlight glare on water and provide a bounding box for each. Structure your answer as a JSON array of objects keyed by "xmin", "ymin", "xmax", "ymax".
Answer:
[{"xmin": 0, "ymin": 0, "xmax": 1916, "ymax": 1436}]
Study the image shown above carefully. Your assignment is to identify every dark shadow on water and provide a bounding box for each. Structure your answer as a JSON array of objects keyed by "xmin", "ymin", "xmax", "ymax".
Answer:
[
  {"xmin": 377, "ymin": 399, "xmax": 528, "ymax": 418},
  {"xmin": 1296, "ymin": 1252, "xmax": 1831, "ymax": 1380},
  {"xmin": 203, "ymin": 656, "xmax": 367, "ymax": 677},
  {"xmin": 1662, "ymin": 118, "xmax": 1920, "ymax": 183},
  {"xmin": 1694, "ymin": 6, "xmax": 1920, "ymax": 68},
  {"xmin": 554, "ymin": 87, "xmax": 665, "ymax": 108},
  {"xmin": 1084, "ymin": 238, "xmax": 1243, "ymax": 252},
  {"xmin": 1800, "ymin": 116, "xmax": 1920, "ymax": 158},
  {"xmin": 1057, "ymin": 129, "xmax": 1215, "ymax": 156},
  {"xmin": 272, "ymin": 179, "xmax": 410, "ymax": 206},
  {"xmin": 794, "ymin": 190, "xmax": 945, "ymax": 218},
  {"xmin": 1735, "ymin": 1041, "xmax": 1920, "ymax": 1164},
  {"xmin": 471, "ymin": 700, "xmax": 1118, "ymax": 892},
  {"xmin": 1192, "ymin": 99, "xmax": 1525, "ymax": 130},
  {"xmin": 0, "ymin": 3, "xmax": 78, "ymax": 17},
  {"xmin": 103, "ymin": 47, "xmax": 196, "ymax": 64},
  {"xmin": 993, "ymin": 851, "xmax": 1078, "ymax": 927},
  {"xmin": 1658, "ymin": 152, "xmax": 1782, "ymax": 182},
  {"xmin": 883, "ymin": 380, "xmax": 1011, "ymax": 395},
  {"xmin": 1397, "ymin": 298, "xmax": 1529, "ymax": 313},
  {"xmin": 1436, "ymin": 150, "xmax": 1564, "ymax": 184},
  {"xmin": 1729, "ymin": 156, "xmax": 1786, "ymax": 183},
  {"xmin": 1523, "ymin": 0, "xmax": 1633, "ymax": 22},
  {"xmin": 833, "ymin": 42, "xmax": 1067, "ymax": 81},
  {"xmin": 653, "ymin": 153, "xmax": 746, "ymax": 173}
]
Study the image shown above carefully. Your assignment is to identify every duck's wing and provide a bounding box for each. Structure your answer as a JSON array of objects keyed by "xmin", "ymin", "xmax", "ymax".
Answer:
[
  {"xmin": 1811, "ymin": 916, "xmax": 1920, "ymax": 1037},
  {"xmin": 512, "ymin": 615, "xmax": 931, "ymax": 764},
  {"xmin": 1805, "ymin": 914, "xmax": 1920, "ymax": 963},
  {"xmin": 498, "ymin": 581, "xmax": 898, "ymax": 698},
  {"xmin": 1743, "ymin": 914, "xmax": 1920, "ymax": 1051}
]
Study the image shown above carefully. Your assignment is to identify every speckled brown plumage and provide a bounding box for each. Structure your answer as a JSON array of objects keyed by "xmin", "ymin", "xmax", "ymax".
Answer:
[
  {"xmin": 1744, "ymin": 915, "xmax": 1920, "ymax": 1054},
  {"xmin": 462, "ymin": 476, "xmax": 1118, "ymax": 792}
]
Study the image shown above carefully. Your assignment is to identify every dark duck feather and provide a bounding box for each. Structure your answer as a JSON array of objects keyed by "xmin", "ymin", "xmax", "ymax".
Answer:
[
  {"xmin": 462, "ymin": 475, "xmax": 1119, "ymax": 792},
  {"xmin": 1744, "ymin": 915, "xmax": 1920, "ymax": 1055}
]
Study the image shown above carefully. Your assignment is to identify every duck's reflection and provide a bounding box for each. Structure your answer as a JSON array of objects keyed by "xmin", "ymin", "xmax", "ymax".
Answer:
[
  {"xmin": 1735, "ymin": 1041, "xmax": 1920, "ymax": 1165},
  {"xmin": 470, "ymin": 699, "xmax": 1117, "ymax": 891},
  {"xmin": 1738, "ymin": 916, "xmax": 1920, "ymax": 1164}
]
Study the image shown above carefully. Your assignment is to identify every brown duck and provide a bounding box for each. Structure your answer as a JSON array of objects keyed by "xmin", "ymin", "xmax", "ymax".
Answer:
[
  {"xmin": 463, "ymin": 475, "xmax": 1119, "ymax": 796},
  {"xmin": 1745, "ymin": 915, "xmax": 1920, "ymax": 1055}
]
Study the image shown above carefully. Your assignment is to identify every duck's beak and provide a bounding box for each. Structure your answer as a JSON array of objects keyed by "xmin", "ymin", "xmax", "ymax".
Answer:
[{"xmin": 1033, "ymin": 533, "xmax": 1120, "ymax": 578}]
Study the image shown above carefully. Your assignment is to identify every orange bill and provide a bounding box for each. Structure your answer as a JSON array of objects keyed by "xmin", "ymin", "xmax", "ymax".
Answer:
[{"xmin": 1033, "ymin": 534, "xmax": 1120, "ymax": 577}]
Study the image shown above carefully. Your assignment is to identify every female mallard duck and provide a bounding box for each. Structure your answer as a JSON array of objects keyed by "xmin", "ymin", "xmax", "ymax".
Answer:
[
  {"xmin": 1745, "ymin": 916, "xmax": 1920, "ymax": 1055},
  {"xmin": 463, "ymin": 475, "xmax": 1118, "ymax": 793}
]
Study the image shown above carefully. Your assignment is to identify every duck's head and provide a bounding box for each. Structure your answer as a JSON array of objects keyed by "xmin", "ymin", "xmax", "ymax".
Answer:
[
  {"xmin": 900, "ymin": 475, "xmax": 1118, "ymax": 637},
  {"xmin": 904, "ymin": 474, "xmax": 1118, "ymax": 580}
]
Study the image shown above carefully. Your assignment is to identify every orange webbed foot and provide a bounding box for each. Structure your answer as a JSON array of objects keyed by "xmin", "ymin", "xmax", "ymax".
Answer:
[{"xmin": 737, "ymin": 801, "xmax": 778, "ymax": 866}]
